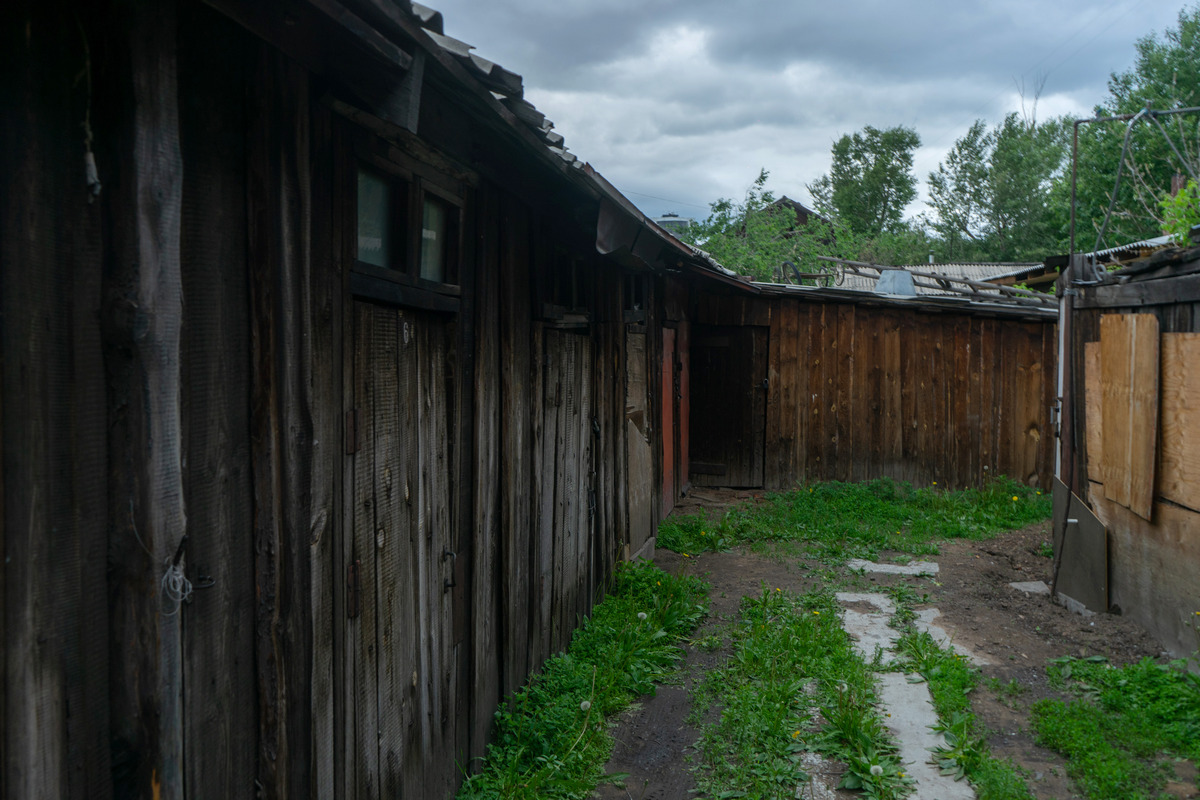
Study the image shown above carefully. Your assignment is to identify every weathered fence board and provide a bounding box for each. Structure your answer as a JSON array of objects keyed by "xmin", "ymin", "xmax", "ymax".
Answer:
[{"xmin": 747, "ymin": 297, "xmax": 1056, "ymax": 491}]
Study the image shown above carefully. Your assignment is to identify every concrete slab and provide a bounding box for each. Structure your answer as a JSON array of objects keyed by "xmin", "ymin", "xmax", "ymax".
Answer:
[
  {"xmin": 836, "ymin": 592, "xmax": 899, "ymax": 664},
  {"xmin": 877, "ymin": 672, "xmax": 975, "ymax": 800},
  {"xmin": 913, "ymin": 608, "xmax": 990, "ymax": 666},
  {"xmin": 794, "ymin": 751, "xmax": 842, "ymax": 800},
  {"xmin": 1009, "ymin": 580, "xmax": 1050, "ymax": 596},
  {"xmin": 847, "ymin": 558, "xmax": 940, "ymax": 576}
]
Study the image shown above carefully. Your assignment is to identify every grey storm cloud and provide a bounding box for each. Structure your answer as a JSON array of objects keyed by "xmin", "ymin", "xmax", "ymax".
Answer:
[{"xmin": 424, "ymin": 0, "xmax": 1187, "ymax": 218}]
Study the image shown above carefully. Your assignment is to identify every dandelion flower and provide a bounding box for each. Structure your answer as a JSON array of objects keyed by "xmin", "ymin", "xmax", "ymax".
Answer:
[
  {"xmin": 932, "ymin": 481, "xmax": 937, "ymax": 486},
  {"xmin": 899, "ymin": 772, "xmax": 906, "ymax": 778},
  {"xmin": 776, "ymin": 587, "xmax": 781, "ymax": 592},
  {"xmin": 683, "ymin": 553, "xmax": 690, "ymax": 558},
  {"xmin": 813, "ymin": 611, "xmax": 820, "ymax": 615},
  {"xmin": 656, "ymin": 581, "xmax": 661, "ymax": 586},
  {"xmin": 637, "ymin": 612, "xmax": 647, "ymax": 621},
  {"xmin": 1012, "ymin": 496, "xmax": 1019, "ymax": 501},
  {"xmin": 870, "ymin": 765, "xmax": 883, "ymax": 776},
  {"xmin": 580, "ymin": 700, "xmax": 591, "ymax": 711},
  {"xmin": 792, "ymin": 730, "xmax": 800, "ymax": 738}
]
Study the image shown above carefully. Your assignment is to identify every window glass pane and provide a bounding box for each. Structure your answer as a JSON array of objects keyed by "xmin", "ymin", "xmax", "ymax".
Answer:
[
  {"xmin": 357, "ymin": 168, "xmax": 391, "ymax": 268},
  {"xmin": 420, "ymin": 196, "xmax": 448, "ymax": 282}
]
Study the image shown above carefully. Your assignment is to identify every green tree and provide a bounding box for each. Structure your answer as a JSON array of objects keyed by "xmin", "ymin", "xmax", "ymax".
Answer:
[
  {"xmin": 682, "ymin": 169, "xmax": 800, "ymax": 281},
  {"xmin": 927, "ymin": 113, "xmax": 1068, "ymax": 261},
  {"xmin": 1070, "ymin": 5, "xmax": 1200, "ymax": 247},
  {"xmin": 807, "ymin": 125, "xmax": 922, "ymax": 237}
]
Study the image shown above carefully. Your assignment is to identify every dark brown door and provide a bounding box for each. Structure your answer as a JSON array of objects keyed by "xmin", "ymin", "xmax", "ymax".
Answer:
[
  {"xmin": 689, "ymin": 324, "xmax": 768, "ymax": 487},
  {"xmin": 348, "ymin": 301, "xmax": 459, "ymax": 799}
]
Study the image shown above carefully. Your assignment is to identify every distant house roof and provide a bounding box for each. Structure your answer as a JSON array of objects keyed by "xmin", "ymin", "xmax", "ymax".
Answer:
[{"xmin": 771, "ymin": 196, "xmax": 830, "ymax": 228}]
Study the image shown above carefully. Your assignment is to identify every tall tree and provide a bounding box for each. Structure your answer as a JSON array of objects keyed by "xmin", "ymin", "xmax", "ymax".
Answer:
[
  {"xmin": 927, "ymin": 113, "xmax": 1068, "ymax": 261},
  {"xmin": 1070, "ymin": 5, "xmax": 1200, "ymax": 247},
  {"xmin": 807, "ymin": 125, "xmax": 921, "ymax": 237}
]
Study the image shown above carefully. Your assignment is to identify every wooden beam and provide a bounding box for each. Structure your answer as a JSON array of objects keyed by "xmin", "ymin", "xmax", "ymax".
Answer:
[{"xmin": 1077, "ymin": 272, "xmax": 1200, "ymax": 308}]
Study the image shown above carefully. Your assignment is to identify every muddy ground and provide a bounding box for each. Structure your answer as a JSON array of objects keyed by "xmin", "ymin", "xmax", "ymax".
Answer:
[{"xmin": 593, "ymin": 489, "xmax": 1192, "ymax": 800}]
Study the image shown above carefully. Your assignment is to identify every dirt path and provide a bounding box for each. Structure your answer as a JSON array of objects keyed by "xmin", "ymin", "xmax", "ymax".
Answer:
[{"xmin": 593, "ymin": 493, "xmax": 1180, "ymax": 800}]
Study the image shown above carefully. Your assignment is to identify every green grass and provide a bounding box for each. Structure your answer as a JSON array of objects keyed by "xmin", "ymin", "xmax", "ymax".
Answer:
[
  {"xmin": 691, "ymin": 587, "xmax": 912, "ymax": 800},
  {"xmin": 658, "ymin": 477, "xmax": 1051, "ymax": 564},
  {"xmin": 894, "ymin": 630, "xmax": 1034, "ymax": 800},
  {"xmin": 457, "ymin": 561, "xmax": 708, "ymax": 799},
  {"xmin": 1031, "ymin": 656, "xmax": 1200, "ymax": 799}
]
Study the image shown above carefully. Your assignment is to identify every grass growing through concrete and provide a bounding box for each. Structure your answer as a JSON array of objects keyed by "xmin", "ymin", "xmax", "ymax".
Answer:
[
  {"xmin": 1030, "ymin": 656, "xmax": 1200, "ymax": 799},
  {"xmin": 457, "ymin": 561, "xmax": 708, "ymax": 800},
  {"xmin": 690, "ymin": 587, "xmax": 913, "ymax": 800},
  {"xmin": 893, "ymin": 630, "xmax": 1035, "ymax": 800},
  {"xmin": 658, "ymin": 477, "xmax": 1050, "ymax": 561}
]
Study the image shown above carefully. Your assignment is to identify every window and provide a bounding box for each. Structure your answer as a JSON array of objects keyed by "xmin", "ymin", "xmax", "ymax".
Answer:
[
  {"xmin": 351, "ymin": 153, "xmax": 464, "ymax": 312},
  {"xmin": 357, "ymin": 167, "xmax": 395, "ymax": 269},
  {"xmin": 419, "ymin": 193, "xmax": 458, "ymax": 284}
]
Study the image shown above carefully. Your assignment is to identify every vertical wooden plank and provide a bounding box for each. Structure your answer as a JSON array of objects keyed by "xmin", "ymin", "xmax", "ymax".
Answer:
[
  {"xmin": 660, "ymin": 328, "xmax": 676, "ymax": 509},
  {"xmin": 749, "ymin": 326, "xmax": 768, "ymax": 487},
  {"xmin": 810, "ymin": 304, "xmax": 833, "ymax": 482},
  {"xmin": 246, "ymin": 46, "xmax": 315, "ymax": 800},
  {"xmin": 1084, "ymin": 342, "xmax": 1103, "ymax": 483},
  {"xmin": 964, "ymin": 318, "xmax": 984, "ymax": 487},
  {"xmin": 307, "ymin": 91, "xmax": 339, "ymax": 800},
  {"xmin": 978, "ymin": 318, "xmax": 998, "ymax": 483},
  {"xmin": 765, "ymin": 299, "xmax": 784, "ymax": 487},
  {"xmin": 469, "ymin": 183, "xmax": 501, "ymax": 761},
  {"xmin": 1039, "ymin": 322, "xmax": 1058, "ymax": 491},
  {"xmin": 849, "ymin": 310, "xmax": 872, "ymax": 481},
  {"xmin": 676, "ymin": 320, "xmax": 690, "ymax": 496},
  {"xmin": 177, "ymin": 6, "xmax": 256, "ymax": 797},
  {"xmin": 499, "ymin": 200, "xmax": 532, "ymax": 695},
  {"xmin": 351, "ymin": 304, "xmax": 379, "ymax": 798},
  {"xmin": 953, "ymin": 315, "xmax": 972, "ymax": 487},
  {"xmin": 897, "ymin": 313, "xmax": 918, "ymax": 484},
  {"xmin": 881, "ymin": 313, "xmax": 903, "ymax": 479},
  {"xmin": 832, "ymin": 305, "xmax": 854, "ymax": 482},
  {"xmin": 1100, "ymin": 314, "xmax": 1159, "ymax": 519},
  {"xmin": 1158, "ymin": 333, "xmax": 1200, "ymax": 512},
  {"xmin": 373, "ymin": 307, "xmax": 408, "ymax": 799},
  {"xmin": 103, "ymin": 4, "xmax": 186, "ymax": 797},
  {"xmin": 3, "ymin": 8, "xmax": 111, "ymax": 796}
]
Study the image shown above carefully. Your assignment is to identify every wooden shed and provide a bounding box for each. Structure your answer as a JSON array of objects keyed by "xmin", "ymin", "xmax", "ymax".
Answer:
[
  {"xmin": 686, "ymin": 278, "xmax": 1058, "ymax": 491},
  {"xmin": 1057, "ymin": 245, "xmax": 1200, "ymax": 660},
  {"xmin": 0, "ymin": 1, "xmax": 721, "ymax": 796}
]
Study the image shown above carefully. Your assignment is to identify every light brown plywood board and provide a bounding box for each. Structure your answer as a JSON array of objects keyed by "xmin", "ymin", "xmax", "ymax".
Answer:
[
  {"xmin": 1158, "ymin": 333, "xmax": 1200, "ymax": 512},
  {"xmin": 1084, "ymin": 342, "xmax": 1103, "ymax": 483},
  {"xmin": 1100, "ymin": 314, "xmax": 1159, "ymax": 520}
]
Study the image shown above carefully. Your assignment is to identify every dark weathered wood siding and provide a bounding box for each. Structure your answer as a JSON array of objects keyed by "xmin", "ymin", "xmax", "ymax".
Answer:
[
  {"xmin": 1062, "ymin": 263, "xmax": 1200, "ymax": 659},
  {"xmin": 691, "ymin": 291, "xmax": 1056, "ymax": 491},
  {"xmin": 2, "ymin": 1, "xmax": 644, "ymax": 797}
]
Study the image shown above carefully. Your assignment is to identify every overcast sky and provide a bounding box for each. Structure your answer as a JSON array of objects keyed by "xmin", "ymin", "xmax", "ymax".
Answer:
[{"xmin": 425, "ymin": 0, "xmax": 1186, "ymax": 222}]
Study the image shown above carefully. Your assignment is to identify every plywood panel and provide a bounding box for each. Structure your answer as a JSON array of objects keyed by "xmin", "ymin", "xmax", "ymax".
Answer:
[
  {"xmin": 1084, "ymin": 342, "xmax": 1102, "ymax": 483},
  {"xmin": 1100, "ymin": 314, "xmax": 1159, "ymax": 519},
  {"xmin": 1158, "ymin": 333, "xmax": 1200, "ymax": 511}
]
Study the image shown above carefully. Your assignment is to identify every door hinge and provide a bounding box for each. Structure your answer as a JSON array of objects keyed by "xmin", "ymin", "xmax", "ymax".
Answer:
[
  {"xmin": 347, "ymin": 559, "xmax": 361, "ymax": 619},
  {"xmin": 345, "ymin": 408, "xmax": 360, "ymax": 454}
]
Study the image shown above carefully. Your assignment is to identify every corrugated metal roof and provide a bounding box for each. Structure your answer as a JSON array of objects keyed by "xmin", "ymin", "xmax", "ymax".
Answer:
[{"xmin": 837, "ymin": 262, "xmax": 1040, "ymax": 294}]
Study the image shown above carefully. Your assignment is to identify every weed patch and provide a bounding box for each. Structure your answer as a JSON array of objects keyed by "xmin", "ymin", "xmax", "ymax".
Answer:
[
  {"xmin": 658, "ymin": 478, "xmax": 1050, "ymax": 564},
  {"xmin": 457, "ymin": 561, "xmax": 708, "ymax": 799},
  {"xmin": 894, "ymin": 630, "xmax": 1035, "ymax": 800},
  {"xmin": 692, "ymin": 587, "xmax": 911, "ymax": 800},
  {"xmin": 1031, "ymin": 656, "xmax": 1200, "ymax": 799}
]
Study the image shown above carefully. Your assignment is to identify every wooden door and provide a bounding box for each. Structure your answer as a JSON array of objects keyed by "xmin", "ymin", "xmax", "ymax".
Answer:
[
  {"xmin": 661, "ymin": 328, "xmax": 677, "ymax": 515},
  {"xmin": 625, "ymin": 329, "xmax": 653, "ymax": 556},
  {"xmin": 689, "ymin": 325, "xmax": 768, "ymax": 487},
  {"xmin": 347, "ymin": 301, "xmax": 459, "ymax": 799}
]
